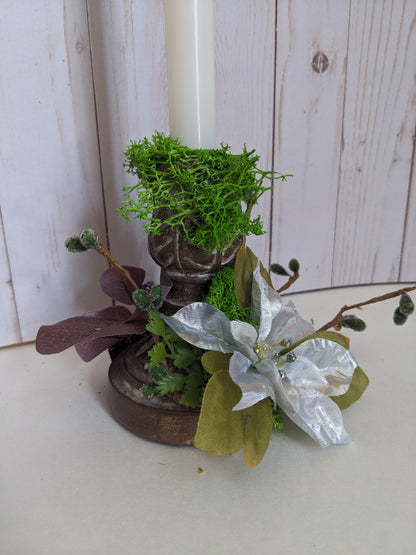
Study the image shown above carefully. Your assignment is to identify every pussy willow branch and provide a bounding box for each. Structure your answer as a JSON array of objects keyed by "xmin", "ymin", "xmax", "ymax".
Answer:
[
  {"xmin": 95, "ymin": 244, "xmax": 139, "ymax": 290},
  {"xmin": 277, "ymin": 272, "xmax": 300, "ymax": 294},
  {"xmin": 318, "ymin": 284, "xmax": 416, "ymax": 331}
]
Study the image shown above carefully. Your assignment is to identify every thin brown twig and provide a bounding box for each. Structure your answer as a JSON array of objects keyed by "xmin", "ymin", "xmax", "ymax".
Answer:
[
  {"xmin": 277, "ymin": 272, "xmax": 300, "ymax": 294},
  {"xmin": 318, "ymin": 284, "xmax": 416, "ymax": 331},
  {"xmin": 96, "ymin": 244, "xmax": 139, "ymax": 290}
]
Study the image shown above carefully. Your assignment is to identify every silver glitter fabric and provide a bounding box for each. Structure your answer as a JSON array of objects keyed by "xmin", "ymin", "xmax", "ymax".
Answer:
[{"xmin": 160, "ymin": 264, "xmax": 358, "ymax": 447}]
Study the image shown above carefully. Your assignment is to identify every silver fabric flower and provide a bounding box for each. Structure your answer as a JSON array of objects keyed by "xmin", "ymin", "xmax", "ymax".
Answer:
[{"xmin": 160, "ymin": 264, "xmax": 358, "ymax": 447}]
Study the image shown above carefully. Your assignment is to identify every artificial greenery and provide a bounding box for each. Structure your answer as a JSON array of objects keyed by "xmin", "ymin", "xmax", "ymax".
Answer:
[
  {"xmin": 342, "ymin": 314, "xmax": 367, "ymax": 332},
  {"xmin": 120, "ymin": 132, "xmax": 288, "ymax": 253},
  {"xmin": 393, "ymin": 292, "xmax": 415, "ymax": 325},
  {"xmin": 203, "ymin": 266, "xmax": 250, "ymax": 322},
  {"xmin": 132, "ymin": 285, "xmax": 164, "ymax": 311},
  {"xmin": 142, "ymin": 311, "xmax": 209, "ymax": 408}
]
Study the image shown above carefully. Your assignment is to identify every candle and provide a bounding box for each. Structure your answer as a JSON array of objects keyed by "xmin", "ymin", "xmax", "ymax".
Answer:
[{"xmin": 164, "ymin": 0, "xmax": 215, "ymax": 148}]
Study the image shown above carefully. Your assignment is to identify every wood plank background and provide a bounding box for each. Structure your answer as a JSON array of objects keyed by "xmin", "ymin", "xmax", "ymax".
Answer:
[{"xmin": 1, "ymin": 0, "xmax": 415, "ymax": 347}]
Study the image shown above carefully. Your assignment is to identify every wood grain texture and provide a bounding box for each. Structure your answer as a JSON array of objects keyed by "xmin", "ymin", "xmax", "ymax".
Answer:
[
  {"xmin": 332, "ymin": 0, "xmax": 416, "ymax": 286},
  {"xmin": 400, "ymin": 145, "xmax": 416, "ymax": 281},
  {"xmin": 0, "ymin": 0, "xmax": 107, "ymax": 344},
  {"xmin": 87, "ymin": 0, "xmax": 169, "ymax": 284},
  {"xmin": 1, "ymin": 1, "xmax": 415, "ymax": 347},
  {"xmin": 214, "ymin": 0, "xmax": 276, "ymax": 264},
  {"xmin": 0, "ymin": 207, "xmax": 21, "ymax": 344},
  {"xmin": 270, "ymin": 0, "xmax": 350, "ymax": 291}
]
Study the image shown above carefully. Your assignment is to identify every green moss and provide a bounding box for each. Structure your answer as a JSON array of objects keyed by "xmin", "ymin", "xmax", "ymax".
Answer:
[
  {"xmin": 120, "ymin": 132, "xmax": 289, "ymax": 253},
  {"xmin": 204, "ymin": 266, "xmax": 250, "ymax": 322}
]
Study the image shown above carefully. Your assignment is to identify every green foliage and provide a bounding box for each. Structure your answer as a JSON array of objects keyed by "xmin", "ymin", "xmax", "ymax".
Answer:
[
  {"xmin": 271, "ymin": 402, "xmax": 285, "ymax": 430},
  {"xmin": 132, "ymin": 289, "xmax": 153, "ymax": 311},
  {"xmin": 234, "ymin": 245, "xmax": 274, "ymax": 311},
  {"xmin": 193, "ymin": 370, "xmax": 273, "ymax": 467},
  {"xmin": 399, "ymin": 293, "xmax": 414, "ymax": 316},
  {"xmin": 342, "ymin": 314, "xmax": 367, "ymax": 332},
  {"xmin": 201, "ymin": 351, "xmax": 231, "ymax": 375},
  {"xmin": 149, "ymin": 364, "xmax": 167, "ymax": 382},
  {"xmin": 120, "ymin": 132, "xmax": 289, "ymax": 253},
  {"xmin": 156, "ymin": 373, "xmax": 186, "ymax": 395},
  {"xmin": 145, "ymin": 310, "xmax": 208, "ymax": 408},
  {"xmin": 288, "ymin": 258, "xmax": 300, "ymax": 273},
  {"xmin": 270, "ymin": 263, "xmax": 289, "ymax": 276},
  {"xmin": 271, "ymin": 258, "xmax": 300, "ymax": 276},
  {"xmin": 148, "ymin": 342, "xmax": 167, "ymax": 366},
  {"xmin": 79, "ymin": 228, "xmax": 101, "ymax": 250},
  {"xmin": 132, "ymin": 285, "xmax": 164, "ymax": 311},
  {"xmin": 65, "ymin": 236, "xmax": 87, "ymax": 253},
  {"xmin": 331, "ymin": 366, "xmax": 369, "ymax": 410},
  {"xmin": 149, "ymin": 285, "xmax": 163, "ymax": 309},
  {"xmin": 393, "ymin": 306, "xmax": 408, "ymax": 325},
  {"xmin": 146, "ymin": 311, "xmax": 166, "ymax": 337},
  {"xmin": 172, "ymin": 346, "xmax": 199, "ymax": 369},
  {"xmin": 140, "ymin": 384, "xmax": 158, "ymax": 398},
  {"xmin": 178, "ymin": 372, "xmax": 205, "ymax": 408},
  {"xmin": 203, "ymin": 266, "xmax": 250, "ymax": 322}
]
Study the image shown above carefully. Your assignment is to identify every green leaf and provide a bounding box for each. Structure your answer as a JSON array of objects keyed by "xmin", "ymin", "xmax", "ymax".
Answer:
[
  {"xmin": 79, "ymin": 228, "xmax": 101, "ymax": 249},
  {"xmin": 132, "ymin": 289, "xmax": 152, "ymax": 311},
  {"xmin": 156, "ymin": 373, "xmax": 186, "ymax": 395},
  {"xmin": 149, "ymin": 364, "xmax": 167, "ymax": 382},
  {"xmin": 146, "ymin": 311, "xmax": 166, "ymax": 337},
  {"xmin": 179, "ymin": 372, "xmax": 203, "ymax": 408},
  {"xmin": 149, "ymin": 285, "xmax": 163, "ymax": 310},
  {"xmin": 399, "ymin": 293, "xmax": 414, "ymax": 316},
  {"xmin": 234, "ymin": 246, "xmax": 273, "ymax": 310},
  {"xmin": 148, "ymin": 342, "xmax": 167, "ymax": 366},
  {"xmin": 194, "ymin": 370, "xmax": 273, "ymax": 466},
  {"xmin": 193, "ymin": 371, "xmax": 245, "ymax": 455},
  {"xmin": 173, "ymin": 346, "xmax": 198, "ymax": 369},
  {"xmin": 288, "ymin": 258, "xmax": 300, "ymax": 273},
  {"xmin": 65, "ymin": 236, "xmax": 87, "ymax": 252},
  {"xmin": 243, "ymin": 399, "xmax": 273, "ymax": 468},
  {"xmin": 201, "ymin": 351, "xmax": 231, "ymax": 374},
  {"xmin": 270, "ymin": 263, "xmax": 289, "ymax": 276},
  {"xmin": 331, "ymin": 366, "xmax": 369, "ymax": 410},
  {"xmin": 393, "ymin": 306, "xmax": 408, "ymax": 325},
  {"xmin": 342, "ymin": 314, "xmax": 367, "ymax": 332}
]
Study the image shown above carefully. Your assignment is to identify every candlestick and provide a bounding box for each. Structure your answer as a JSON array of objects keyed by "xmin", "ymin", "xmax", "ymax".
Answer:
[{"xmin": 164, "ymin": 0, "xmax": 215, "ymax": 148}]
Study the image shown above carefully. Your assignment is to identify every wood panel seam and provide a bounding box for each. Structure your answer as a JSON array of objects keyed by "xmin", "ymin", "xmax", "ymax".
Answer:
[{"xmin": 331, "ymin": 0, "xmax": 352, "ymax": 288}]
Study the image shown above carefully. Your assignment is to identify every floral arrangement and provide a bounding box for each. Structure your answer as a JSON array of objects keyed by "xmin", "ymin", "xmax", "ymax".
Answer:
[{"xmin": 36, "ymin": 136, "xmax": 416, "ymax": 468}]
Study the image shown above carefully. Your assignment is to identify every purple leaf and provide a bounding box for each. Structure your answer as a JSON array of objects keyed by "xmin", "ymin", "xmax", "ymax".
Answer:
[
  {"xmin": 74, "ymin": 317, "xmax": 147, "ymax": 361},
  {"xmin": 99, "ymin": 265, "xmax": 146, "ymax": 304},
  {"xmin": 35, "ymin": 306, "xmax": 133, "ymax": 356}
]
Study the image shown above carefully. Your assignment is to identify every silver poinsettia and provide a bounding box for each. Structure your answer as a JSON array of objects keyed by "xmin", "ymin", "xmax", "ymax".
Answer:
[{"xmin": 160, "ymin": 264, "xmax": 358, "ymax": 447}]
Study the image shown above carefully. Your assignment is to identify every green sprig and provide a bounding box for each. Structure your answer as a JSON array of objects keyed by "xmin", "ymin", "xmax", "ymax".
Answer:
[{"xmin": 120, "ymin": 132, "xmax": 289, "ymax": 253}]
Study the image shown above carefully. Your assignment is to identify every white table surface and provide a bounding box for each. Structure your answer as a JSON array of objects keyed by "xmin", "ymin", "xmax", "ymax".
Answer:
[{"xmin": 1, "ymin": 284, "xmax": 415, "ymax": 555}]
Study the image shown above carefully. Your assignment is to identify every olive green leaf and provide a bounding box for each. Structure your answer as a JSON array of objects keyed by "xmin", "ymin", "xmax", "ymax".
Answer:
[
  {"xmin": 330, "ymin": 366, "xmax": 369, "ymax": 410},
  {"xmin": 234, "ymin": 245, "xmax": 273, "ymax": 310},
  {"xmin": 193, "ymin": 370, "xmax": 245, "ymax": 456},
  {"xmin": 201, "ymin": 351, "xmax": 231, "ymax": 375},
  {"xmin": 194, "ymin": 369, "xmax": 273, "ymax": 466},
  {"xmin": 243, "ymin": 398, "xmax": 273, "ymax": 468}
]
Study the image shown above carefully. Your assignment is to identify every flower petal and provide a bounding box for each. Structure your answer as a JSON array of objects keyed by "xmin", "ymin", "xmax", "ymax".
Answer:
[
  {"xmin": 275, "ymin": 382, "xmax": 351, "ymax": 447},
  {"xmin": 256, "ymin": 355, "xmax": 352, "ymax": 447},
  {"xmin": 251, "ymin": 264, "xmax": 314, "ymax": 346},
  {"xmin": 160, "ymin": 303, "xmax": 242, "ymax": 353},
  {"xmin": 284, "ymin": 337, "xmax": 358, "ymax": 397},
  {"xmin": 229, "ymin": 351, "xmax": 276, "ymax": 410}
]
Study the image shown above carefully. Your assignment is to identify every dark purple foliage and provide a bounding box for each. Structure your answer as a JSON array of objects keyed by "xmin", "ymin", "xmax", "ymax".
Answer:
[{"xmin": 35, "ymin": 265, "xmax": 165, "ymax": 362}]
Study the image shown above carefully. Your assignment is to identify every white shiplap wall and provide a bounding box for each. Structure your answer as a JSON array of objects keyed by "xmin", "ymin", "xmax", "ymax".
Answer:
[{"xmin": 1, "ymin": 0, "xmax": 415, "ymax": 347}]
